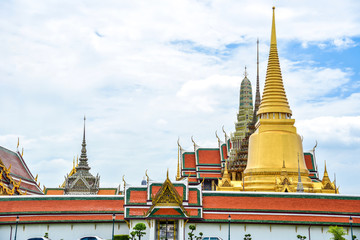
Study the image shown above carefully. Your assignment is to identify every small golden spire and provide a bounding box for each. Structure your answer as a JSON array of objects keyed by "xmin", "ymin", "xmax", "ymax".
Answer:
[
  {"xmin": 35, "ymin": 174, "xmax": 38, "ymax": 182},
  {"xmin": 17, "ymin": 137, "xmax": 19, "ymax": 149},
  {"xmin": 177, "ymin": 138, "xmax": 181, "ymax": 180},
  {"xmin": 21, "ymin": 148, "xmax": 24, "ymax": 157},
  {"xmin": 223, "ymin": 160, "xmax": 230, "ymax": 179},
  {"xmin": 324, "ymin": 160, "xmax": 328, "ymax": 177},
  {"xmin": 166, "ymin": 168, "xmax": 169, "ymax": 180}
]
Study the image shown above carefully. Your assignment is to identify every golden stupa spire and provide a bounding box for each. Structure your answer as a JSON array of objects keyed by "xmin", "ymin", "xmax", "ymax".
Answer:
[
  {"xmin": 322, "ymin": 160, "xmax": 330, "ymax": 183},
  {"xmin": 223, "ymin": 159, "xmax": 230, "ymax": 179},
  {"xmin": 324, "ymin": 160, "xmax": 328, "ymax": 177},
  {"xmin": 257, "ymin": 7, "xmax": 292, "ymax": 117}
]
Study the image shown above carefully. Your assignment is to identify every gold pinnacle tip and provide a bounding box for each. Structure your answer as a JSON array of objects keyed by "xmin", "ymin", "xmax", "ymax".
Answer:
[{"xmin": 272, "ymin": 6, "xmax": 275, "ymax": 10}]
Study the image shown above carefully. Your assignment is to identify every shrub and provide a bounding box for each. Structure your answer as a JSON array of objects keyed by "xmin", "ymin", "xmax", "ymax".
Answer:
[
  {"xmin": 328, "ymin": 226, "xmax": 347, "ymax": 240},
  {"xmin": 188, "ymin": 225, "xmax": 203, "ymax": 240},
  {"xmin": 114, "ymin": 235, "xmax": 130, "ymax": 240},
  {"xmin": 133, "ymin": 223, "xmax": 146, "ymax": 240}
]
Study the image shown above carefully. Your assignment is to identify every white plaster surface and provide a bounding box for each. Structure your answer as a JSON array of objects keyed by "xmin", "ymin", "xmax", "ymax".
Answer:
[{"xmin": 1, "ymin": 222, "xmax": 358, "ymax": 240}]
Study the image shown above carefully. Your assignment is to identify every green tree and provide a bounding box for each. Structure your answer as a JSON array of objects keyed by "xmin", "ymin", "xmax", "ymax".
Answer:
[
  {"xmin": 297, "ymin": 235, "xmax": 306, "ymax": 240},
  {"xmin": 132, "ymin": 223, "xmax": 147, "ymax": 240},
  {"xmin": 244, "ymin": 233, "xmax": 252, "ymax": 240},
  {"xmin": 328, "ymin": 226, "xmax": 347, "ymax": 240},
  {"xmin": 129, "ymin": 231, "xmax": 136, "ymax": 240},
  {"xmin": 188, "ymin": 225, "xmax": 203, "ymax": 240}
]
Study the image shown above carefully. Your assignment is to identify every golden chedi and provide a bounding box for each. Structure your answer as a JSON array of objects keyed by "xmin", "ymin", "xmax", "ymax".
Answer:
[{"xmin": 243, "ymin": 7, "xmax": 314, "ymax": 192}]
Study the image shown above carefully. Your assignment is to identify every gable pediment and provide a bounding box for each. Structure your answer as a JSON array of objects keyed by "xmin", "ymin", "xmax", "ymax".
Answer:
[{"xmin": 146, "ymin": 174, "xmax": 188, "ymax": 218}]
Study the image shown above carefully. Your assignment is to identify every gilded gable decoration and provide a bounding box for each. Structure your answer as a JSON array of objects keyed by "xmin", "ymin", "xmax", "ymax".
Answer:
[{"xmin": 146, "ymin": 172, "xmax": 188, "ymax": 218}]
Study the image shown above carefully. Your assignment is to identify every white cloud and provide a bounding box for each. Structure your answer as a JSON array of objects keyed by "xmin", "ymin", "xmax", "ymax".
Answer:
[
  {"xmin": 177, "ymin": 75, "xmax": 240, "ymax": 112},
  {"xmin": 333, "ymin": 37, "xmax": 357, "ymax": 49},
  {"xmin": 298, "ymin": 116, "xmax": 360, "ymax": 146}
]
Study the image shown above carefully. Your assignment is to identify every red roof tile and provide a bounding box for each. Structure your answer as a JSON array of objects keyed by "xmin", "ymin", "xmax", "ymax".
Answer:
[
  {"xmin": 304, "ymin": 153, "xmax": 315, "ymax": 171},
  {"xmin": 196, "ymin": 149, "xmax": 221, "ymax": 165},
  {"xmin": 221, "ymin": 144, "xmax": 228, "ymax": 160},
  {"xmin": 128, "ymin": 190, "xmax": 147, "ymax": 204},
  {"xmin": 203, "ymin": 195, "xmax": 360, "ymax": 214},
  {"xmin": 198, "ymin": 173, "xmax": 221, "ymax": 178},
  {"xmin": 183, "ymin": 153, "xmax": 196, "ymax": 169},
  {"xmin": 0, "ymin": 196, "xmax": 124, "ymax": 214},
  {"xmin": 152, "ymin": 208, "xmax": 182, "ymax": 216}
]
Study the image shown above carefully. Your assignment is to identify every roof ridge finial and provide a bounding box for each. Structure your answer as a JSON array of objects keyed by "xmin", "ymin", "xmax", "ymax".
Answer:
[
  {"xmin": 83, "ymin": 115, "xmax": 86, "ymax": 143},
  {"xmin": 244, "ymin": 66, "xmax": 248, "ymax": 78},
  {"xmin": 253, "ymin": 38, "xmax": 261, "ymax": 123},
  {"xmin": 77, "ymin": 116, "xmax": 90, "ymax": 170},
  {"xmin": 176, "ymin": 138, "xmax": 181, "ymax": 180}
]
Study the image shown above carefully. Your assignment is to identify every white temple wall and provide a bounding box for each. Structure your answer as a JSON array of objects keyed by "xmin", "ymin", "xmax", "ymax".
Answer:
[
  {"xmin": 0, "ymin": 222, "xmax": 128, "ymax": 240},
  {"xmin": 0, "ymin": 221, "xmax": 358, "ymax": 240},
  {"xmin": 185, "ymin": 223, "xmax": 359, "ymax": 240}
]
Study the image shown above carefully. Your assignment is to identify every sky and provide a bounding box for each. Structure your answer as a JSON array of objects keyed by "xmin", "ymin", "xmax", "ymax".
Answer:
[{"xmin": 0, "ymin": 0, "xmax": 360, "ymax": 194}]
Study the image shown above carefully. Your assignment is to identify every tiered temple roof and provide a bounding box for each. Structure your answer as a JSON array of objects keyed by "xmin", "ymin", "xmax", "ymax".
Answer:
[
  {"xmin": 0, "ymin": 145, "xmax": 43, "ymax": 195},
  {"xmin": 0, "ymin": 176, "xmax": 357, "ymax": 226},
  {"xmin": 64, "ymin": 117, "xmax": 100, "ymax": 195},
  {"xmin": 177, "ymin": 135, "xmax": 230, "ymax": 190}
]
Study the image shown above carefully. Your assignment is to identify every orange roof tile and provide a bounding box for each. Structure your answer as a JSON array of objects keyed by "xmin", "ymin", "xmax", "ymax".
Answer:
[
  {"xmin": 152, "ymin": 208, "xmax": 183, "ymax": 216},
  {"xmin": 188, "ymin": 189, "xmax": 200, "ymax": 205},
  {"xmin": 129, "ymin": 208, "xmax": 148, "ymax": 217},
  {"xmin": 203, "ymin": 194, "xmax": 360, "ymax": 214},
  {"xmin": 0, "ymin": 196, "xmax": 124, "ymax": 214},
  {"xmin": 97, "ymin": 189, "xmax": 117, "ymax": 195},
  {"xmin": 221, "ymin": 144, "xmax": 228, "ymax": 160},
  {"xmin": 197, "ymin": 149, "xmax": 221, "ymax": 165},
  {"xmin": 44, "ymin": 189, "xmax": 64, "ymax": 195},
  {"xmin": 198, "ymin": 173, "xmax": 221, "ymax": 178},
  {"xmin": 183, "ymin": 153, "xmax": 196, "ymax": 169},
  {"xmin": 128, "ymin": 190, "xmax": 147, "ymax": 204}
]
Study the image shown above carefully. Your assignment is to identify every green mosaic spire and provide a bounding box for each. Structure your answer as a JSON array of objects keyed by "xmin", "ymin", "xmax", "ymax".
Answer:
[{"xmin": 234, "ymin": 67, "xmax": 254, "ymax": 142}]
